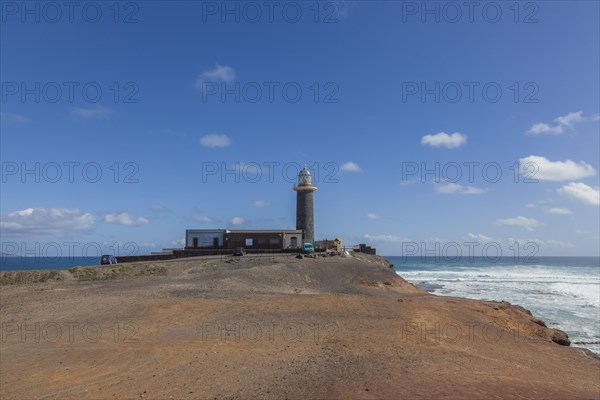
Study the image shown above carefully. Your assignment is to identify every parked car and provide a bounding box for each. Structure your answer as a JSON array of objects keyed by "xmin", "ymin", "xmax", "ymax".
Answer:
[
  {"xmin": 100, "ymin": 255, "xmax": 118, "ymax": 265},
  {"xmin": 302, "ymin": 243, "xmax": 314, "ymax": 253},
  {"xmin": 233, "ymin": 247, "xmax": 246, "ymax": 256}
]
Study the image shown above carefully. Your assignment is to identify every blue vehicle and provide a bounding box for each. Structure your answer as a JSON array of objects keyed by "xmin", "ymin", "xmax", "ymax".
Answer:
[
  {"xmin": 302, "ymin": 243, "xmax": 314, "ymax": 253},
  {"xmin": 100, "ymin": 255, "xmax": 118, "ymax": 265}
]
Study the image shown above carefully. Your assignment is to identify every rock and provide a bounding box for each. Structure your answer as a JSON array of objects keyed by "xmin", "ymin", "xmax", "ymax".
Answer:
[
  {"xmin": 550, "ymin": 329, "xmax": 571, "ymax": 346},
  {"xmin": 532, "ymin": 317, "xmax": 547, "ymax": 327}
]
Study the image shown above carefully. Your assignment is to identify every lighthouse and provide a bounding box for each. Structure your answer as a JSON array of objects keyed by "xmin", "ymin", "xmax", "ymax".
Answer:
[{"xmin": 294, "ymin": 165, "xmax": 317, "ymax": 245}]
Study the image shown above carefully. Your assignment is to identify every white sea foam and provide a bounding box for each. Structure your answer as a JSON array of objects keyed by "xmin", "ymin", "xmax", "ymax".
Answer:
[
  {"xmin": 547, "ymin": 282, "xmax": 600, "ymax": 308},
  {"xmin": 395, "ymin": 261, "xmax": 600, "ymax": 354}
]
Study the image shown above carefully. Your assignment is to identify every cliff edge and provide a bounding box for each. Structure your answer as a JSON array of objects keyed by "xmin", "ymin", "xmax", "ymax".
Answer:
[{"xmin": 1, "ymin": 252, "xmax": 598, "ymax": 399}]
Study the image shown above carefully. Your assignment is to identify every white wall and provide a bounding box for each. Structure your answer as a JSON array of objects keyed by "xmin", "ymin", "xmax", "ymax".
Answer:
[
  {"xmin": 186, "ymin": 230, "xmax": 224, "ymax": 247},
  {"xmin": 283, "ymin": 233, "xmax": 302, "ymax": 249}
]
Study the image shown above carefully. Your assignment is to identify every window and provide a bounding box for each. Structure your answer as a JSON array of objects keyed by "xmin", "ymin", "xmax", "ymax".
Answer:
[
  {"xmin": 290, "ymin": 237, "xmax": 298, "ymax": 248},
  {"xmin": 269, "ymin": 238, "xmax": 280, "ymax": 245},
  {"xmin": 193, "ymin": 238, "xmax": 198, "ymax": 248},
  {"xmin": 245, "ymin": 238, "xmax": 253, "ymax": 246}
]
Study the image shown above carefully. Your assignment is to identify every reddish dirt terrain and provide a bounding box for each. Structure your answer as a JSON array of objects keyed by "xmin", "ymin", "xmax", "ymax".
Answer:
[{"xmin": 1, "ymin": 253, "xmax": 599, "ymax": 399}]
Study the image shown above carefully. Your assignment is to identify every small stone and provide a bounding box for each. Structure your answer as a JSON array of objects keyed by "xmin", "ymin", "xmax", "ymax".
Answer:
[{"xmin": 550, "ymin": 329, "xmax": 571, "ymax": 346}]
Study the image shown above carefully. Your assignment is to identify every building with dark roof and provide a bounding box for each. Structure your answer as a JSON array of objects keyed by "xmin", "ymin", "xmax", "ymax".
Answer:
[{"xmin": 185, "ymin": 167, "xmax": 315, "ymax": 252}]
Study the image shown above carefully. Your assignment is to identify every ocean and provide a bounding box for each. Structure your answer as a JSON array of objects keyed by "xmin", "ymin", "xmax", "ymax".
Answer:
[
  {"xmin": 0, "ymin": 256, "xmax": 101, "ymax": 271},
  {"xmin": 389, "ymin": 256, "xmax": 600, "ymax": 355}
]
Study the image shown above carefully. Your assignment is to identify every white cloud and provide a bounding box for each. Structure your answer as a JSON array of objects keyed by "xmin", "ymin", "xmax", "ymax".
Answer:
[
  {"xmin": 339, "ymin": 161, "xmax": 362, "ymax": 172},
  {"xmin": 171, "ymin": 238, "xmax": 185, "ymax": 246},
  {"xmin": 253, "ymin": 200, "xmax": 269, "ymax": 208},
  {"xmin": 364, "ymin": 234, "xmax": 410, "ymax": 243},
  {"xmin": 104, "ymin": 212, "xmax": 149, "ymax": 226},
  {"xmin": 193, "ymin": 214, "xmax": 212, "ymax": 223},
  {"xmin": 558, "ymin": 182, "xmax": 600, "ymax": 206},
  {"xmin": 231, "ymin": 217, "xmax": 245, "ymax": 226},
  {"xmin": 545, "ymin": 240, "xmax": 575, "ymax": 249},
  {"xmin": 200, "ymin": 134, "xmax": 232, "ymax": 148},
  {"xmin": 506, "ymin": 237, "xmax": 545, "ymax": 246},
  {"xmin": 0, "ymin": 208, "xmax": 95, "ymax": 236},
  {"xmin": 435, "ymin": 182, "xmax": 485, "ymax": 195},
  {"xmin": 329, "ymin": 0, "xmax": 354, "ymax": 19},
  {"xmin": 546, "ymin": 207, "xmax": 573, "ymax": 215},
  {"xmin": 0, "ymin": 112, "xmax": 30, "ymax": 125},
  {"xmin": 519, "ymin": 155, "xmax": 596, "ymax": 181},
  {"xmin": 367, "ymin": 213, "xmax": 381, "ymax": 220},
  {"xmin": 420, "ymin": 132, "xmax": 467, "ymax": 149},
  {"xmin": 195, "ymin": 64, "xmax": 236, "ymax": 88},
  {"xmin": 526, "ymin": 123, "xmax": 564, "ymax": 135},
  {"xmin": 72, "ymin": 106, "xmax": 111, "ymax": 118},
  {"xmin": 526, "ymin": 111, "xmax": 594, "ymax": 135},
  {"xmin": 506, "ymin": 237, "xmax": 574, "ymax": 249},
  {"xmin": 525, "ymin": 203, "xmax": 536, "ymax": 209},
  {"xmin": 465, "ymin": 233, "xmax": 493, "ymax": 242},
  {"xmin": 555, "ymin": 111, "xmax": 584, "ymax": 127},
  {"xmin": 495, "ymin": 216, "xmax": 542, "ymax": 231}
]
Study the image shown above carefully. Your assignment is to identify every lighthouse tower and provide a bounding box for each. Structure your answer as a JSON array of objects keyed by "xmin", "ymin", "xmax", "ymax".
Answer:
[{"xmin": 294, "ymin": 165, "xmax": 317, "ymax": 245}]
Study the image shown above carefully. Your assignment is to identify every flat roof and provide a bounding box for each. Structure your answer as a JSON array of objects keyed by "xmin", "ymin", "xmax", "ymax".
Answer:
[
  {"xmin": 186, "ymin": 229, "xmax": 226, "ymax": 232},
  {"xmin": 186, "ymin": 229, "xmax": 302, "ymax": 234},
  {"xmin": 226, "ymin": 230, "xmax": 302, "ymax": 234}
]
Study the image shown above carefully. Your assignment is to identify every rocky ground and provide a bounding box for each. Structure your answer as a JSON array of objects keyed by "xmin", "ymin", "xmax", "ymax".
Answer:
[{"xmin": 1, "ymin": 252, "xmax": 599, "ymax": 399}]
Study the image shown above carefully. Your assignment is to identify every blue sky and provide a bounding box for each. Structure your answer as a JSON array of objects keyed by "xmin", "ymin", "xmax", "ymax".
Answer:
[{"xmin": 1, "ymin": 1, "xmax": 599, "ymax": 257}]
